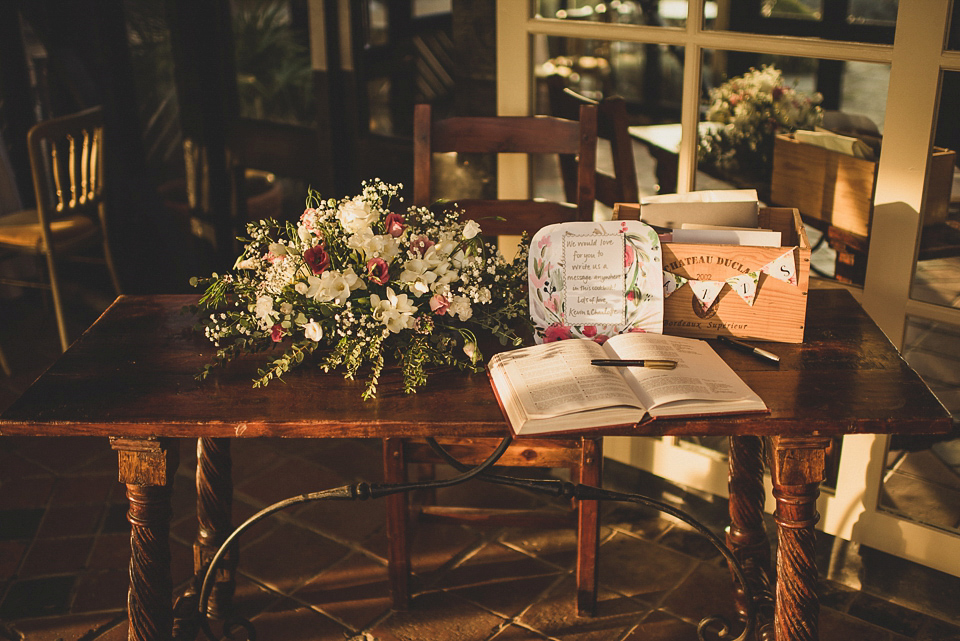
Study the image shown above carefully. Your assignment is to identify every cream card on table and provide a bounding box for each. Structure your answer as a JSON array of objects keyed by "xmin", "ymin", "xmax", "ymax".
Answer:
[{"xmin": 529, "ymin": 220, "xmax": 663, "ymax": 344}]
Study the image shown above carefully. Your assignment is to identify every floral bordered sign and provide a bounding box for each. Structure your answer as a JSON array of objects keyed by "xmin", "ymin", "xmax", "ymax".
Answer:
[{"xmin": 529, "ymin": 220, "xmax": 663, "ymax": 344}]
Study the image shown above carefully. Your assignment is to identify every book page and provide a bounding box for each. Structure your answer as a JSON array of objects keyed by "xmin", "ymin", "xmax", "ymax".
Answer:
[
  {"xmin": 489, "ymin": 339, "xmax": 645, "ymax": 420},
  {"xmin": 602, "ymin": 333, "xmax": 762, "ymax": 412}
]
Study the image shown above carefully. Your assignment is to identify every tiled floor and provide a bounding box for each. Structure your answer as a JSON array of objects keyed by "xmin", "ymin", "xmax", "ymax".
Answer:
[{"xmin": 2, "ymin": 272, "xmax": 960, "ymax": 640}]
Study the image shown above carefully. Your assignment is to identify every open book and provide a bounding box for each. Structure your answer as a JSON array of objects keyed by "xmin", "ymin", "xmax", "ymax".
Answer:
[{"xmin": 487, "ymin": 333, "xmax": 767, "ymax": 436}]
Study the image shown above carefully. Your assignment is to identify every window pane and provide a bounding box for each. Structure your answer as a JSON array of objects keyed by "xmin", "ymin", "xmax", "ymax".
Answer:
[
  {"xmin": 706, "ymin": 0, "xmax": 896, "ymax": 44},
  {"xmin": 880, "ymin": 315, "xmax": 960, "ymax": 532},
  {"xmin": 536, "ymin": 1, "xmax": 690, "ymax": 27},
  {"xmin": 949, "ymin": 1, "xmax": 960, "ymax": 50},
  {"xmin": 533, "ymin": 34, "xmax": 686, "ymax": 203},
  {"xmin": 911, "ymin": 70, "xmax": 960, "ymax": 308},
  {"xmin": 694, "ymin": 51, "xmax": 890, "ymax": 286}
]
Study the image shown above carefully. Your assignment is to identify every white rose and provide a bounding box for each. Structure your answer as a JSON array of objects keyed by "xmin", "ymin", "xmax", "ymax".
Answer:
[
  {"xmin": 303, "ymin": 321, "xmax": 323, "ymax": 342},
  {"xmin": 336, "ymin": 196, "xmax": 380, "ymax": 234},
  {"xmin": 462, "ymin": 219, "xmax": 481, "ymax": 240}
]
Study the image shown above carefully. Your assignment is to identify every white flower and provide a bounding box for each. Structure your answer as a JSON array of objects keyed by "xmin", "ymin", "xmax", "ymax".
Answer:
[
  {"xmin": 463, "ymin": 341, "xmax": 478, "ymax": 364},
  {"xmin": 370, "ymin": 287, "xmax": 417, "ymax": 333},
  {"xmin": 235, "ymin": 256, "xmax": 259, "ymax": 270},
  {"xmin": 341, "ymin": 266, "xmax": 366, "ymax": 291},
  {"xmin": 254, "ymin": 295, "xmax": 276, "ymax": 329},
  {"xmin": 448, "ymin": 295, "xmax": 473, "ymax": 321},
  {"xmin": 337, "ymin": 196, "xmax": 380, "ymax": 234},
  {"xmin": 399, "ymin": 258, "xmax": 439, "ymax": 296},
  {"xmin": 306, "ymin": 270, "xmax": 354, "ymax": 303},
  {"xmin": 347, "ymin": 227, "xmax": 400, "ymax": 262},
  {"xmin": 303, "ymin": 321, "xmax": 323, "ymax": 342},
  {"xmin": 462, "ymin": 219, "xmax": 481, "ymax": 240}
]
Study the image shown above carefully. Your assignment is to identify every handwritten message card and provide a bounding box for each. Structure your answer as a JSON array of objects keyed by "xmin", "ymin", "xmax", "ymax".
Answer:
[
  {"xmin": 528, "ymin": 220, "xmax": 663, "ymax": 343},
  {"xmin": 563, "ymin": 233, "xmax": 626, "ymax": 325}
]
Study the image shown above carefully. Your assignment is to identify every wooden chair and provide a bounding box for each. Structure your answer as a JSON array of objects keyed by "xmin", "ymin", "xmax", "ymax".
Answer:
[
  {"xmin": 546, "ymin": 75, "xmax": 640, "ymax": 209},
  {"xmin": 0, "ymin": 106, "xmax": 121, "ymax": 352},
  {"xmin": 383, "ymin": 102, "xmax": 604, "ymax": 616},
  {"xmin": 226, "ymin": 117, "xmax": 333, "ymax": 227}
]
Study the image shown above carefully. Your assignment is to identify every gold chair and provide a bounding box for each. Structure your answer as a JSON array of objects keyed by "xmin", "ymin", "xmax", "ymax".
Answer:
[
  {"xmin": 383, "ymin": 102, "xmax": 604, "ymax": 617},
  {"xmin": 0, "ymin": 106, "xmax": 121, "ymax": 352}
]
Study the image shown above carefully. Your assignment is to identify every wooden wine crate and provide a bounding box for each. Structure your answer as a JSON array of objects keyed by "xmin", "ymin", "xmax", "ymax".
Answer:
[
  {"xmin": 771, "ymin": 133, "xmax": 955, "ymax": 237},
  {"xmin": 615, "ymin": 204, "xmax": 810, "ymax": 343}
]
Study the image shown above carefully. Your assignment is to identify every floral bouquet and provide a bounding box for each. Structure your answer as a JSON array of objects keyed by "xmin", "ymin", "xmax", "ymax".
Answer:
[
  {"xmin": 191, "ymin": 179, "xmax": 529, "ymax": 399},
  {"xmin": 698, "ymin": 65, "xmax": 822, "ymax": 180}
]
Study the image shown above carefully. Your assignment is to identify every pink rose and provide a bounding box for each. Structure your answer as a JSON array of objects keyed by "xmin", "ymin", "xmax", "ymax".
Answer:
[
  {"xmin": 429, "ymin": 294, "xmax": 450, "ymax": 315},
  {"xmin": 544, "ymin": 324, "xmax": 572, "ymax": 343},
  {"xmin": 581, "ymin": 325, "xmax": 597, "ymax": 338},
  {"xmin": 304, "ymin": 242, "xmax": 331, "ymax": 275},
  {"xmin": 366, "ymin": 257, "xmax": 390, "ymax": 285},
  {"xmin": 537, "ymin": 235, "xmax": 552, "ymax": 249},
  {"xmin": 410, "ymin": 235, "xmax": 435, "ymax": 257},
  {"xmin": 624, "ymin": 244, "xmax": 635, "ymax": 268},
  {"xmin": 270, "ymin": 324, "xmax": 284, "ymax": 342},
  {"xmin": 384, "ymin": 212, "xmax": 406, "ymax": 237}
]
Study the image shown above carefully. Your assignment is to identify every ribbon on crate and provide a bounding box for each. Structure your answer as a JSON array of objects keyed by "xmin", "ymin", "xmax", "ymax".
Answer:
[{"xmin": 662, "ymin": 248, "xmax": 798, "ymax": 310}]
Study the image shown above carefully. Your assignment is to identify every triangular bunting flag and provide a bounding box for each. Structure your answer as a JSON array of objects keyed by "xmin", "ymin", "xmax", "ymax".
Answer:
[
  {"xmin": 727, "ymin": 271, "xmax": 761, "ymax": 306},
  {"xmin": 663, "ymin": 272, "xmax": 688, "ymax": 299},
  {"xmin": 760, "ymin": 249, "xmax": 798, "ymax": 285},
  {"xmin": 688, "ymin": 280, "xmax": 725, "ymax": 312}
]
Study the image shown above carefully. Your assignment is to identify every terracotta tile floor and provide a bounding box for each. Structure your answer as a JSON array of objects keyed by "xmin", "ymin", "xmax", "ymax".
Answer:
[{"xmin": 1, "ymin": 433, "xmax": 960, "ymax": 641}]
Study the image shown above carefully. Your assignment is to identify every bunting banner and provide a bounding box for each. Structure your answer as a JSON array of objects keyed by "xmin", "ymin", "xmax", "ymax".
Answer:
[
  {"xmin": 662, "ymin": 248, "xmax": 798, "ymax": 307},
  {"xmin": 688, "ymin": 280, "xmax": 725, "ymax": 312}
]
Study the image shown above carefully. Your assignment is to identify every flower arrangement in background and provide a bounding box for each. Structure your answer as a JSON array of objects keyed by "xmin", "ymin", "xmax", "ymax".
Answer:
[
  {"xmin": 698, "ymin": 65, "xmax": 823, "ymax": 180},
  {"xmin": 191, "ymin": 180, "xmax": 529, "ymax": 399}
]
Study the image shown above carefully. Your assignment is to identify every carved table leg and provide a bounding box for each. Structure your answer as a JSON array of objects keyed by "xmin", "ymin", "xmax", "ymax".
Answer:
[
  {"xmin": 111, "ymin": 437, "xmax": 180, "ymax": 641},
  {"xmin": 727, "ymin": 435, "xmax": 773, "ymax": 635},
  {"xmin": 194, "ymin": 437, "xmax": 236, "ymax": 618},
  {"xmin": 771, "ymin": 436, "xmax": 831, "ymax": 641}
]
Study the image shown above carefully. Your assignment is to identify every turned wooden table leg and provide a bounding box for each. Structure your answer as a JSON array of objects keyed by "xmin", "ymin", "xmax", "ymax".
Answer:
[
  {"xmin": 771, "ymin": 436, "xmax": 831, "ymax": 641},
  {"xmin": 727, "ymin": 435, "xmax": 773, "ymax": 635},
  {"xmin": 194, "ymin": 437, "xmax": 236, "ymax": 618},
  {"xmin": 111, "ymin": 437, "xmax": 180, "ymax": 641}
]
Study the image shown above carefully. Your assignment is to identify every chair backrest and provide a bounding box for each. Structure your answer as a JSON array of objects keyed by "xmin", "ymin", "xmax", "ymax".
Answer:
[
  {"xmin": 27, "ymin": 106, "xmax": 105, "ymax": 226},
  {"xmin": 412, "ymin": 103, "xmax": 598, "ymax": 236},
  {"xmin": 546, "ymin": 76, "xmax": 639, "ymax": 208}
]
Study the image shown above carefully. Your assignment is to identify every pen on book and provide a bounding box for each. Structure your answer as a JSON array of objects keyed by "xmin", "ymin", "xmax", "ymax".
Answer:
[
  {"xmin": 717, "ymin": 335, "xmax": 780, "ymax": 364},
  {"xmin": 590, "ymin": 359, "xmax": 678, "ymax": 370}
]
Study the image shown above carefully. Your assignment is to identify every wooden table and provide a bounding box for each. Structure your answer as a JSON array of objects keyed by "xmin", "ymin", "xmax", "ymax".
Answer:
[{"xmin": 0, "ymin": 290, "xmax": 950, "ymax": 641}]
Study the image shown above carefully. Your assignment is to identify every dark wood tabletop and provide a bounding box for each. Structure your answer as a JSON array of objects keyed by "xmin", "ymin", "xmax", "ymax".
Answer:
[{"xmin": 0, "ymin": 288, "xmax": 950, "ymax": 440}]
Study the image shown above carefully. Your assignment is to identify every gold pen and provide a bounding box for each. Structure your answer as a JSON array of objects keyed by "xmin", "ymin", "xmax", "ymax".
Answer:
[{"xmin": 590, "ymin": 359, "xmax": 678, "ymax": 369}]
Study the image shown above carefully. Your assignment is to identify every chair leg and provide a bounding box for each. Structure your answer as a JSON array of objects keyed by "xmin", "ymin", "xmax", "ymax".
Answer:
[
  {"xmin": 99, "ymin": 203, "xmax": 122, "ymax": 295},
  {"xmin": 383, "ymin": 438, "xmax": 411, "ymax": 610},
  {"xmin": 0, "ymin": 342, "xmax": 10, "ymax": 376},
  {"xmin": 44, "ymin": 252, "xmax": 70, "ymax": 352},
  {"xmin": 576, "ymin": 437, "xmax": 602, "ymax": 617}
]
